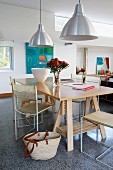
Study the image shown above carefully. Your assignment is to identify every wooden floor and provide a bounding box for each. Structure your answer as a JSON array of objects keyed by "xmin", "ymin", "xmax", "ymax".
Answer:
[{"xmin": 0, "ymin": 93, "xmax": 12, "ymax": 98}]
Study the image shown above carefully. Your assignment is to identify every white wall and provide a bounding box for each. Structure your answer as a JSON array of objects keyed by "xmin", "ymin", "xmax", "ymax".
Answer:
[
  {"xmin": 77, "ymin": 46, "xmax": 113, "ymax": 74},
  {"xmin": 54, "ymin": 38, "xmax": 77, "ymax": 78},
  {"xmin": 0, "ymin": 3, "xmax": 77, "ymax": 93},
  {"xmin": 76, "ymin": 48, "xmax": 84, "ymax": 69}
]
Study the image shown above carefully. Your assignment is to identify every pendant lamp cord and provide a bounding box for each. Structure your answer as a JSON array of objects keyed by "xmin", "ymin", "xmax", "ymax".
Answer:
[
  {"xmin": 79, "ymin": 0, "xmax": 80, "ymax": 3},
  {"xmin": 40, "ymin": 0, "xmax": 41, "ymax": 24}
]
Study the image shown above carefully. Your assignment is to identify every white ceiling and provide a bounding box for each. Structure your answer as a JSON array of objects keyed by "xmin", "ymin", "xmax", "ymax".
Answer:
[{"xmin": 0, "ymin": 0, "xmax": 113, "ymax": 25}]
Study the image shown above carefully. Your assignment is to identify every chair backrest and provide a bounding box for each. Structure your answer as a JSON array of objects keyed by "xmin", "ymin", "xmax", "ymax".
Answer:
[
  {"xmin": 85, "ymin": 76, "xmax": 101, "ymax": 87},
  {"xmin": 12, "ymin": 84, "xmax": 37, "ymax": 101},
  {"xmin": 71, "ymin": 74, "xmax": 83, "ymax": 83},
  {"xmin": 10, "ymin": 76, "xmax": 16, "ymax": 85}
]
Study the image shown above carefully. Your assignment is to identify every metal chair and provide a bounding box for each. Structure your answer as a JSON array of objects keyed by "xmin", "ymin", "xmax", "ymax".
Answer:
[
  {"xmin": 80, "ymin": 111, "xmax": 113, "ymax": 169},
  {"xmin": 85, "ymin": 76, "xmax": 101, "ymax": 106},
  {"xmin": 72, "ymin": 74, "xmax": 86, "ymax": 120},
  {"xmin": 72, "ymin": 76, "xmax": 101, "ymax": 120},
  {"xmin": 85, "ymin": 76, "xmax": 101, "ymax": 86},
  {"xmin": 71, "ymin": 74, "xmax": 83, "ymax": 83},
  {"xmin": 12, "ymin": 83, "xmax": 53, "ymax": 140}
]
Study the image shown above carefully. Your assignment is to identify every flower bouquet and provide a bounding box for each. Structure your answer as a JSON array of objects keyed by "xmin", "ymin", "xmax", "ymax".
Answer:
[
  {"xmin": 78, "ymin": 68, "xmax": 86, "ymax": 75},
  {"xmin": 78, "ymin": 68, "xmax": 86, "ymax": 83},
  {"xmin": 47, "ymin": 58, "xmax": 69, "ymax": 85}
]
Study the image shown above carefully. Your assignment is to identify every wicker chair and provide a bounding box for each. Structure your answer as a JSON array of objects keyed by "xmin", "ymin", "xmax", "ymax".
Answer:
[{"xmin": 12, "ymin": 83, "xmax": 53, "ymax": 140}]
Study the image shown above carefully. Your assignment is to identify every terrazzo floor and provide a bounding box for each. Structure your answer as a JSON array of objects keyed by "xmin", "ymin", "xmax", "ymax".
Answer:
[{"xmin": 0, "ymin": 97, "xmax": 113, "ymax": 170}]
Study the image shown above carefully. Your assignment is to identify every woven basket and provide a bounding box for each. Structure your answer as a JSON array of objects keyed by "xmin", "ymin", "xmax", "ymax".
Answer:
[{"xmin": 23, "ymin": 131, "xmax": 61, "ymax": 160}]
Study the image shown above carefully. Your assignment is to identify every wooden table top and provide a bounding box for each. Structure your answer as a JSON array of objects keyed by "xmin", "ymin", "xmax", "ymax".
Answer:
[{"xmin": 16, "ymin": 78, "xmax": 113, "ymax": 101}]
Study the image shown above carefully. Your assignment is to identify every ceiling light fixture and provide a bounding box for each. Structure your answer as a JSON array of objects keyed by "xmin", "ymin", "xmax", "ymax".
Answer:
[
  {"xmin": 29, "ymin": 0, "xmax": 53, "ymax": 47},
  {"xmin": 60, "ymin": 0, "xmax": 98, "ymax": 41}
]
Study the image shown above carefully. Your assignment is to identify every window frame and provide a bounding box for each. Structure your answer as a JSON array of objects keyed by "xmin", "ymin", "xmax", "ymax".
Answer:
[
  {"xmin": 0, "ymin": 45, "xmax": 14, "ymax": 71},
  {"xmin": 55, "ymin": 15, "xmax": 69, "ymax": 32}
]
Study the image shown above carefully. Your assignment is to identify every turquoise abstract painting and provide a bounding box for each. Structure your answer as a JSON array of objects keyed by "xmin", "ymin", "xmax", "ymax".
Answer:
[{"xmin": 25, "ymin": 42, "xmax": 54, "ymax": 74}]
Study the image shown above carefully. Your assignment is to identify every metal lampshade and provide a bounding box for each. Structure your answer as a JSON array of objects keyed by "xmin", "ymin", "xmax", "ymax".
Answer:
[
  {"xmin": 60, "ymin": 2, "xmax": 98, "ymax": 41},
  {"xmin": 29, "ymin": 0, "xmax": 53, "ymax": 47},
  {"xmin": 29, "ymin": 24, "xmax": 53, "ymax": 47}
]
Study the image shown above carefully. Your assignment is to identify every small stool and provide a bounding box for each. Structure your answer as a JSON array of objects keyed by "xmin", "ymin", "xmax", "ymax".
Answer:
[{"xmin": 80, "ymin": 111, "xmax": 113, "ymax": 169}]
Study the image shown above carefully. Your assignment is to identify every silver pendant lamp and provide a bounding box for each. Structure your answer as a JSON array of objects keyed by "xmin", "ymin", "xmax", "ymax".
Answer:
[
  {"xmin": 60, "ymin": 0, "xmax": 98, "ymax": 41},
  {"xmin": 29, "ymin": 0, "xmax": 53, "ymax": 47}
]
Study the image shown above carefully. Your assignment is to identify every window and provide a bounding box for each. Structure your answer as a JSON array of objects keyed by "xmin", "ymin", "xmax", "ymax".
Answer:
[
  {"xmin": 55, "ymin": 15, "xmax": 69, "ymax": 31},
  {"xmin": 55, "ymin": 15, "xmax": 113, "ymax": 37},
  {"xmin": 0, "ymin": 41, "xmax": 14, "ymax": 70}
]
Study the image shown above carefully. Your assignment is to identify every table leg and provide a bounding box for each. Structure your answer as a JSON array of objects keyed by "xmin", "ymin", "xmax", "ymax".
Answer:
[
  {"xmin": 84, "ymin": 97, "xmax": 91, "ymax": 115},
  {"xmin": 45, "ymin": 94, "xmax": 48, "ymax": 102},
  {"xmin": 53, "ymin": 100, "xmax": 67, "ymax": 132},
  {"xmin": 53, "ymin": 101, "xmax": 63, "ymax": 132},
  {"xmin": 45, "ymin": 95, "xmax": 56, "ymax": 113},
  {"xmin": 53, "ymin": 100, "xmax": 73, "ymax": 151},
  {"xmin": 92, "ymin": 96, "xmax": 106, "ymax": 139},
  {"xmin": 52, "ymin": 100, "xmax": 56, "ymax": 112},
  {"xmin": 67, "ymin": 100, "xmax": 73, "ymax": 151},
  {"xmin": 49, "ymin": 97, "xmax": 56, "ymax": 112},
  {"xmin": 62, "ymin": 100, "xmax": 67, "ymax": 116}
]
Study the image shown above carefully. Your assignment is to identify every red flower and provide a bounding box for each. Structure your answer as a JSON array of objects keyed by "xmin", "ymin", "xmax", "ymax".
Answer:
[
  {"xmin": 79, "ymin": 68, "xmax": 86, "ymax": 73},
  {"xmin": 47, "ymin": 58, "xmax": 69, "ymax": 73}
]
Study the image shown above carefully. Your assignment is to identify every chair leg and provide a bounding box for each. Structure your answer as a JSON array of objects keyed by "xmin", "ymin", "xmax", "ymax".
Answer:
[
  {"xmin": 12, "ymin": 96, "xmax": 15, "ymax": 121},
  {"xmin": 41, "ymin": 112, "xmax": 43, "ymax": 123},
  {"xmin": 79, "ymin": 102, "xmax": 82, "ymax": 121},
  {"xmin": 36, "ymin": 112, "xmax": 38, "ymax": 131},
  {"xmin": 34, "ymin": 116, "xmax": 36, "ymax": 129},
  {"xmin": 96, "ymin": 146, "xmax": 113, "ymax": 169},
  {"xmin": 15, "ymin": 113, "xmax": 36, "ymax": 140},
  {"xmin": 83, "ymin": 101, "xmax": 86, "ymax": 116},
  {"xmin": 80, "ymin": 120, "xmax": 113, "ymax": 169},
  {"xmin": 80, "ymin": 117, "xmax": 83, "ymax": 152},
  {"xmin": 50, "ymin": 98, "xmax": 56, "ymax": 113},
  {"xmin": 79, "ymin": 102, "xmax": 84, "ymax": 121},
  {"xmin": 15, "ymin": 110, "xmax": 17, "ymax": 140},
  {"xmin": 96, "ymin": 125, "xmax": 99, "ymax": 142}
]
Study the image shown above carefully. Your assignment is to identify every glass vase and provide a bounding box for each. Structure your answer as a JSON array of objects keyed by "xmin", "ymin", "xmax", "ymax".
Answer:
[
  {"xmin": 82, "ymin": 74, "xmax": 86, "ymax": 83},
  {"xmin": 54, "ymin": 71, "xmax": 60, "ymax": 86}
]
